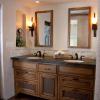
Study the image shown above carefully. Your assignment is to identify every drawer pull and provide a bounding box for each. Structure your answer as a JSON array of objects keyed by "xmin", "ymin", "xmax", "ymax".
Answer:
[{"xmin": 45, "ymin": 68, "xmax": 51, "ymax": 70}]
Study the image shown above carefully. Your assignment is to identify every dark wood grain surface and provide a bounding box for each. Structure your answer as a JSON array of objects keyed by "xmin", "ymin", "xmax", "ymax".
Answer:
[{"xmin": 8, "ymin": 93, "xmax": 47, "ymax": 100}]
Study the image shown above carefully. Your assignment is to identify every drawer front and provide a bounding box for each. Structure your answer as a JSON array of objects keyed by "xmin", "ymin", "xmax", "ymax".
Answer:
[
  {"xmin": 60, "ymin": 86, "xmax": 93, "ymax": 100},
  {"xmin": 15, "ymin": 79, "xmax": 38, "ymax": 96},
  {"xmin": 15, "ymin": 69, "xmax": 37, "ymax": 80},
  {"xmin": 59, "ymin": 66, "xmax": 94, "ymax": 75},
  {"xmin": 59, "ymin": 74, "xmax": 94, "ymax": 90},
  {"xmin": 39, "ymin": 64, "xmax": 56, "ymax": 73},
  {"xmin": 14, "ymin": 60, "xmax": 37, "ymax": 72}
]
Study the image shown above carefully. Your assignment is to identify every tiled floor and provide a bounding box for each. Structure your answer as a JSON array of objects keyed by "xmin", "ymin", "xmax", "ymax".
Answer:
[{"xmin": 8, "ymin": 93, "xmax": 47, "ymax": 100}]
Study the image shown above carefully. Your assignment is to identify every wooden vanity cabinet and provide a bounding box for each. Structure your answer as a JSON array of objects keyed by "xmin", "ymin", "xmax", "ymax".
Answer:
[
  {"xmin": 58, "ymin": 65, "xmax": 95, "ymax": 100},
  {"xmin": 13, "ymin": 60, "xmax": 39, "ymax": 97},
  {"xmin": 13, "ymin": 60, "xmax": 95, "ymax": 100},
  {"xmin": 38, "ymin": 64, "xmax": 57, "ymax": 100}
]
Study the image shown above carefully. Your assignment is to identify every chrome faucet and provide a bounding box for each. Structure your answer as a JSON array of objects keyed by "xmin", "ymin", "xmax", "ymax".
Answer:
[
  {"xmin": 36, "ymin": 51, "xmax": 42, "ymax": 57},
  {"xmin": 75, "ymin": 53, "xmax": 78, "ymax": 60}
]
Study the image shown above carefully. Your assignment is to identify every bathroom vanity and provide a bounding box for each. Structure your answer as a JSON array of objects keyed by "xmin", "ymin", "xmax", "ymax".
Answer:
[
  {"xmin": 13, "ymin": 4, "xmax": 96, "ymax": 100},
  {"xmin": 12, "ymin": 56, "xmax": 95, "ymax": 100}
]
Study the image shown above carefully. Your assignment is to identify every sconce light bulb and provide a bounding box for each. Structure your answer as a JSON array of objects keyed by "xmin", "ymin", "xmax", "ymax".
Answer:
[
  {"xmin": 31, "ymin": 17, "xmax": 33, "ymax": 22},
  {"xmin": 92, "ymin": 13, "xmax": 97, "ymax": 24},
  {"xmin": 35, "ymin": 0, "xmax": 40, "ymax": 3}
]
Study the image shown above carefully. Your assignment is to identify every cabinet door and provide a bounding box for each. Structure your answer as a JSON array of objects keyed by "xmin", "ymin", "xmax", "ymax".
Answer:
[
  {"xmin": 60, "ymin": 86, "xmax": 93, "ymax": 100},
  {"xmin": 59, "ymin": 74, "xmax": 94, "ymax": 90},
  {"xmin": 39, "ymin": 73, "xmax": 57, "ymax": 100},
  {"xmin": 15, "ymin": 79, "xmax": 38, "ymax": 96}
]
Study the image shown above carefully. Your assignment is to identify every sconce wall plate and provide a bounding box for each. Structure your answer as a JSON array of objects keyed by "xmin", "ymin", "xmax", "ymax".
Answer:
[{"xmin": 29, "ymin": 24, "xmax": 34, "ymax": 37}]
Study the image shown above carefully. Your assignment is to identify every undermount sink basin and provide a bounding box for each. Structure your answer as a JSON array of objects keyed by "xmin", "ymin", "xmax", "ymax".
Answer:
[
  {"xmin": 26, "ymin": 57, "xmax": 42, "ymax": 60},
  {"xmin": 64, "ymin": 60, "xmax": 84, "ymax": 63}
]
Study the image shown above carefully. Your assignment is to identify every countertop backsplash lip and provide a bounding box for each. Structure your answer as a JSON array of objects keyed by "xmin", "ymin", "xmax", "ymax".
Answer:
[{"xmin": 11, "ymin": 54, "xmax": 96, "ymax": 66}]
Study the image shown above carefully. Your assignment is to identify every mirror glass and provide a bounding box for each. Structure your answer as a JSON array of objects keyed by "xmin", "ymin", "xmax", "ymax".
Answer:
[
  {"xmin": 35, "ymin": 10, "xmax": 53, "ymax": 47},
  {"xmin": 68, "ymin": 7, "xmax": 91, "ymax": 48}
]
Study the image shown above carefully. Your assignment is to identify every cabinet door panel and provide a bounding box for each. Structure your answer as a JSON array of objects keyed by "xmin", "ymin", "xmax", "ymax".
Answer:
[
  {"xmin": 39, "ymin": 73, "xmax": 57, "ymax": 100},
  {"xmin": 15, "ymin": 80, "xmax": 38, "ymax": 96},
  {"xmin": 43, "ymin": 78, "xmax": 55, "ymax": 95},
  {"xmin": 60, "ymin": 87, "xmax": 93, "ymax": 100}
]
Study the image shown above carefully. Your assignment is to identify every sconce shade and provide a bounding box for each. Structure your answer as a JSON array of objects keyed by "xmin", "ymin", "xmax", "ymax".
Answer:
[
  {"xmin": 92, "ymin": 24, "xmax": 97, "ymax": 37},
  {"xmin": 92, "ymin": 13, "xmax": 97, "ymax": 37},
  {"xmin": 92, "ymin": 24, "xmax": 97, "ymax": 30}
]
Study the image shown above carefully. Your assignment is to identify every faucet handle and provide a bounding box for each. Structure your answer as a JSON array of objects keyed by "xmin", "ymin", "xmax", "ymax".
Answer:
[
  {"xmin": 36, "ymin": 51, "xmax": 42, "ymax": 57},
  {"xmin": 42, "ymin": 50, "xmax": 46, "ymax": 57},
  {"xmin": 80, "ymin": 56, "xmax": 85, "ymax": 60},
  {"xmin": 33, "ymin": 53, "xmax": 37, "ymax": 56},
  {"xmin": 42, "ymin": 53, "xmax": 47, "ymax": 57}
]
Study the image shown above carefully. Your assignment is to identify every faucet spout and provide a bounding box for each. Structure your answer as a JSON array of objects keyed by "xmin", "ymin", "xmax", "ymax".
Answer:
[
  {"xmin": 75, "ymin": 53, "xmax": 78, "ymax": 60},
  {"xmin": 37, "ymin": 51, "xmax": 42, "ymax": 57}
]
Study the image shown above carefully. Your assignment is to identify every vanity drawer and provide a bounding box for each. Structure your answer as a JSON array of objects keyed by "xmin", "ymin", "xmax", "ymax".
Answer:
[
  {"xmin": 59, "ymin": 74, "xmax": 94, "ymax": 90},
  {"xmin": 59, "ymin": 66, "xmax": 94, "ymax": 75},
  {"xmin": 14, "ymin": 60, "xmax": 37, "ymax": 72},
  {"xmin": 38, "ymin": 64, "xmax": 57, "ymax": 73},
  {"xmin": 15, "ymin": 69, "xmax": 37, "ymax": 80}
]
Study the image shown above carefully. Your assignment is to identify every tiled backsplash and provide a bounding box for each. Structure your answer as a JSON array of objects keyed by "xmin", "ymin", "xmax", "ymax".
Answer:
[
  {"xmin": 10, "ymin": 47, "xmax": 96, "ymax": 59},
  {"xmin": 32, "ymin": 48, "xmax": 96, "ymax": 59}
]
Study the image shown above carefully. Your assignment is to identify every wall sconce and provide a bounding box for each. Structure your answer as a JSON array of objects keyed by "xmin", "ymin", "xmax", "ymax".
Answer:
[
  {"xmin": 92, "ymin": 13, "xmax": 97, "ymax": 37},
  {"xmin": 29, "ymin": 17, "xmax": 34, "ymax": 37}
]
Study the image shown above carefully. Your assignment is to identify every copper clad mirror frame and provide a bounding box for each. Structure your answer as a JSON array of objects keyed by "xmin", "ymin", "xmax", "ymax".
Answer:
[
  {"xmin": 68, "ymin": 7, "xmax": 91, "ymax": 48},
  {"xmin": 35, "ymin": 10, "xmax": 53, "ymax": 47}
]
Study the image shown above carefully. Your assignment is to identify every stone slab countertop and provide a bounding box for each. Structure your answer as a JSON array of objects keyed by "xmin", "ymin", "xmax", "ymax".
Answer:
[{"xmin": 11, "ymin": 55, "xmax": 96, "ymax": 68}]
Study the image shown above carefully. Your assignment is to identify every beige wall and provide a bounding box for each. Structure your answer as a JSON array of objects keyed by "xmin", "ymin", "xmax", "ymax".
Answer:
[
  {"xmin": 94, "ymin": 0, "xmax": 100, "ymax": 99},
  {"xmin": 0, "ymin": 0, "xmax": 16, "ymax": 99},
  {"xmin": 0, "ymin": 0, "xmax": 31, "ymax": 99}
]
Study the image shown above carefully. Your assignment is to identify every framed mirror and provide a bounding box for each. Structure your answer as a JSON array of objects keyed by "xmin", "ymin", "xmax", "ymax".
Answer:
[
  {"xmin": 68, "ymin": 7, "xmax": 91, "ymax": 48},
  {"xmin": 35, "ymin": 10, "xmax": 53, "ymax": 47}
]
